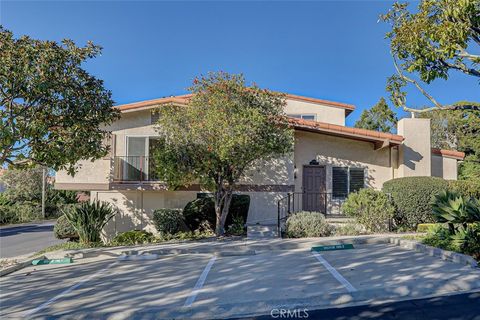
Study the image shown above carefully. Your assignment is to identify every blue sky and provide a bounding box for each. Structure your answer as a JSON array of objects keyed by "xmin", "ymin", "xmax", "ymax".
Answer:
[{"xmin": 1, "ymin": 0, "xmax": 478, "ymax": 126}]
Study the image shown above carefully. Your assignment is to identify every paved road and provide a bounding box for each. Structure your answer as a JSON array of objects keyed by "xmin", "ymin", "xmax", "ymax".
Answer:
[
  {"xmin": 0, "ymin": 221, "xmax": 64, "ymax": 258},
  {"xmin": 235, "ymin": 291, "xmax": 480, "ymax": 320}
]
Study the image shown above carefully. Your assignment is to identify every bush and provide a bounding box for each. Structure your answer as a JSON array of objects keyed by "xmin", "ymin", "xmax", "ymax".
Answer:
[
  {"xmin": 183, "ymin": 194, "xmax": 250, "ymax": 231},
  {"xmin": 341, "ymin": 189, "xmax": 395, "ymax": 233},
  {"xmin": 416, "ymin": 223, "xmax": 437, "ymax": 233},
  {"xmin": 383, "ymin": 177, "xmax": 449, "ymax": 230},
  {"xmin": 110, "ymin": 230, "xmax": 156, "ymax": 246},
  {"xmin": 422, "ymin": 224, "xmax": 461, "ymax": 253},
  {"xmin": 54, "ymin": 215, "xmax": 79, "ymax": 240},
  {"xmin": 333, "ymin": 223, "xmax": 366, "ymax": 236},
  {"xmin": 449, "ymin": 180, "xmax": 480, "ymax": 200},
  {"xmin": 457, "ymin": 223, "xmax": 480, "ymax": 261},
  {"xmin": 432, "ymin": 190, "xmax": 480, "ymax": 233},
  {"xmin": 153, "ymin": 209, "xmax": 189, "ymax": 235},
  {"xmin": 286, "ymin": 211, "xmax": 334, "ymax": 238},
  {"xmin": 226, "ymin": 216, "xmax": 246, "ymax": 236},
  {"xmin": 63, "ymin": 200, "xmax": 116, "ymax": 244}
]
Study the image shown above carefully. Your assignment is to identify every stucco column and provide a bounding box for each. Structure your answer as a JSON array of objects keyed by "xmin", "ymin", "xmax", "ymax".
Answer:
[{"xmin": 397, "ymin": 118, "xmax": 431, "ymax": 177}]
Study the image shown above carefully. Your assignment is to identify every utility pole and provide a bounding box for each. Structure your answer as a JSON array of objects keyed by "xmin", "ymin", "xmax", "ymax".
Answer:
[{"xmin": 42, "ymin": 167, "xmax": 46, "ymax": 219}]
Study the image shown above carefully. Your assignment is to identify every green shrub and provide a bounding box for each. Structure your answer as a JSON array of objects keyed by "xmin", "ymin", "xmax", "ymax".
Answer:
[
  {"xmin": 110, "ymin": 230, "xmax": 156, "ymax": 246},
  {"xmin": 226, "ymin": 216, "xmax": 246, "ymax": 236},
  {"xmin": 183, "ymin": 194, "xmax": 250, "ymax": 231},
  {"xmin": 449, "ymin": 180, "xmax": 480, "ymax": 200},
  {"xmin": 63, "ymin": 200, "xmax": 116, "ymax": 244},
  {"xmin": 183, "ymin": 198, "xmax": 215, "ymax": 231},
  {"xmin": 333, "ymin": 223, "xmax": 365, "ymax": 236},
  {"xmin": 421, "ymin": 224, "xmax": 461, "ymax": 253},
  {"xmin": 54, "ymin": 215, "xmax": 79, "ymax": 240},
  {"xmin": 341, "ymin": 189, "xmax": 395, "ymax": 233},
  {"xmin": 383, "ymin": 177, "xmax": 449, "ymax": 230},
  {"xmin": 416, "ymin": 223, "xmax": 437, "ymax": 233},
  {"xmin": 0, "ymin": 205, "xmax": 16, "ymax": 225},
  {"xmin": 456, "ymin": 223, "xmax": 480, "ymax": 261},
  {"xmin": 286, "ymin": 211, "xmax": 334, "ymax": 238},
  {"xmin": 153, "ymin": 209, "xmax": 189, "ymax": 235}
]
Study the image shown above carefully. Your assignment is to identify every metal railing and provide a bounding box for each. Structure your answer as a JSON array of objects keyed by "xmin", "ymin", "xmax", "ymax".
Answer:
[
  {"xmin": 277, "ymin": 192, "xmax": 349, "ymax": 234},
  {"xmin": 112, "ymin": 156, "xmax": 160, "ymax": 182}
]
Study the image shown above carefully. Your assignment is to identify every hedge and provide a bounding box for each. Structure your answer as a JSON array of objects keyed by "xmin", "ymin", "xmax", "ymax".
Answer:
[
  {"xmin": 383, "ymin": 177, "xmax": 449, "ymax": 231},
  {"xmin": 448, "ymin": 180, "xmax": 480, "ymax": 200},
  {"xmin": 153, "ymin": 209, "xmax": 189, "ymax": 235},
  {"xmin": 183, "ymin": 194, "xmax": 250, "ymax": 231}
]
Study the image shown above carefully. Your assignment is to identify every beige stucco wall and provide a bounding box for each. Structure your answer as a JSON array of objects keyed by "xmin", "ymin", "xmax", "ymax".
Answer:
[
  {"xmin": 431, "ymin": 155, "xmax": 458, "ymax": 180},
  {"xmin": 397, "ymin": 118, "xmax": 431, "ymax": 177},
  {"xmin": 294, "ymin": 131, "xmax": 394, "ymax": 192},
  {"xmin": 284, "ymin": 99, "xmax": 346, "ymax": 125},
  {"xmin": 55, "ymin": 159, "xmax": 111, "ymax": 188},
  {"xmin": 94, "ymin": 190, "xmax": 197, "ymax": 240}
]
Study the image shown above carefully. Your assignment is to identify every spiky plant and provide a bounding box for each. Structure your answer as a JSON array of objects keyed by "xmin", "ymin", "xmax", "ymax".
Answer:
[{"xmin": 63, "ymin": 200, "xmax": 116, "ymax": 244}]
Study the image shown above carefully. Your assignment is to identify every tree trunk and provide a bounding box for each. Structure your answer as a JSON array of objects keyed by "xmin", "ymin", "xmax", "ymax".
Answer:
[{"xmin": 214, "ymin": 188, "xmax": 234, "ymax": 236}]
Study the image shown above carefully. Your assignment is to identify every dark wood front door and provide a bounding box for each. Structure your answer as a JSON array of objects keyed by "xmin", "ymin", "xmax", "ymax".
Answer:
[{"xmin": 302, "ymin": 165, "xmax": 326, "ymax": 213}]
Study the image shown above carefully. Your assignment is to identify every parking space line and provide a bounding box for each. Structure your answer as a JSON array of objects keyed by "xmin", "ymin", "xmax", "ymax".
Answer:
[
  {"xmin": 312, "ymin": 251, "xmax": 357, "ymax": 293},
  {"xmin": 184, "ymin": 255, "xmax": 217, "ymax": 307},
  {"xmin": 23, "ymin": 261, "xmax": 119, "ymax": 317}
]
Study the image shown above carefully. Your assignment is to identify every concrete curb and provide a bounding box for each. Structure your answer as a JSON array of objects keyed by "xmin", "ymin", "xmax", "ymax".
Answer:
[
  {"xmin": 0, "ymin": 255, "xmax": 46, "ymax": 277},
  {"xmin": 388, "ymin": 238, "xmax": 478, "ymax": 268}
]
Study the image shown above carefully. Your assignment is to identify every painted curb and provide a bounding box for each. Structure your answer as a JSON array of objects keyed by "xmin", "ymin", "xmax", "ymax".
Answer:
[{"xmin": 0, "ymin": 255, "xmax": 46, "ymax": 277}]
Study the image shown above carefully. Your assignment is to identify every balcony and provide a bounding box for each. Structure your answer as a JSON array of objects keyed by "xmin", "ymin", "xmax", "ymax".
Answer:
[{"xmin": 112, "ymin": 156, "xmax": 160, "ymax": 182}]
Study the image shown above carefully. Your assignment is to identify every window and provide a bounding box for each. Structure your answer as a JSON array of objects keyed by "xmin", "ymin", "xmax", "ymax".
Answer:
[
  {"xmin": 288, "ymin": 114, "xmax": 316, "ymax": 121},
  {"xmin": 332, "ymin": 167, "xmax": 365, "ymax": 198}
]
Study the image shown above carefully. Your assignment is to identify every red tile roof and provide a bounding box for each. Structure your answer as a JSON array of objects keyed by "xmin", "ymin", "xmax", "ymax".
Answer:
[
  {"xmin": 115, "ymin": 93, "xmax": 355, "ymax": 115},
  {"xmin": 431, "ymin": 148, "xmax": 465, "ymax": 160},
  {"xmin": 289, "ymin": 117, "xmax": 404, "ymax": 145}
]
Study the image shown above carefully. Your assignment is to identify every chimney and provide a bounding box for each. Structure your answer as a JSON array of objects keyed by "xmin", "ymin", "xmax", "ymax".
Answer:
[{"xmin": 397, "ymin": 118, "xmax": 431, "ymax": 177}]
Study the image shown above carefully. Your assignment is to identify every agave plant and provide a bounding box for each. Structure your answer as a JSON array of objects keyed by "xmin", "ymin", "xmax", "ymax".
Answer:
[
  {"xmin": 63, "ymin": 200, "xmax": 116, "ymax": 244},
  {"xmin": 431, "ymin": 191, "xmax": 478, "ymax": 233}
]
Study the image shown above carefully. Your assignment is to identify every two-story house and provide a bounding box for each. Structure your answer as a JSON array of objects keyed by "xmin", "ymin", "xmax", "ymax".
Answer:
[{"xmin": 55, "ymin": 93, "xmax": 464, "ymax": 238}]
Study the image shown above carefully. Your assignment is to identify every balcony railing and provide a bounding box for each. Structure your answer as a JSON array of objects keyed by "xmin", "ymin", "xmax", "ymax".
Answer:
[{"xmin": 113, "ymin": 156, "xmax": 160, "ymax": 182}]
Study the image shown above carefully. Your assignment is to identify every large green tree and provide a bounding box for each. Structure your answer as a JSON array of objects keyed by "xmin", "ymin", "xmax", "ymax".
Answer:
[
  {"xmin": 419, "ymin": 109, "xmax": 480, "ymax": 180},
  {"xmin": 0, "ymin": 27, "xmax": 120, "ymax": 174},
  {"xmin": 383, "ymin": 0, "xmax": 479, "ymax": 113},
  {"xmin": 152, "ymin": 72, "xmax": 294, "ymax": 235},
  {"xmin": 354, "ymin": 97, "xmax": 398, "ymax": 133}
]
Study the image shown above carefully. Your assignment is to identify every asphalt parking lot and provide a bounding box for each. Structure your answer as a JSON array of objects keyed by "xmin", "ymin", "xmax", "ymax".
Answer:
[{"xmin": 1, "ymin": 243, "xmax": 480, "ymax": 319}]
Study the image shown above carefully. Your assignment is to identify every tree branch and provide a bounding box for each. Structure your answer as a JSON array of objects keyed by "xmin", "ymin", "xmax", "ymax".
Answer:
[{"xmin": 393, "ymin": 57, "xmax": 443, "ymax": 109}]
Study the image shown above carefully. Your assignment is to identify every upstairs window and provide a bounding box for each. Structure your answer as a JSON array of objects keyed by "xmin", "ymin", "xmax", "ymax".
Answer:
[
  {"xmin": 332, "ymin": 167, "xmax": 365, "ymax": 198},
  {"xmin": 288, "ymin": 114, "xmax": 316, "ymax": 121}
]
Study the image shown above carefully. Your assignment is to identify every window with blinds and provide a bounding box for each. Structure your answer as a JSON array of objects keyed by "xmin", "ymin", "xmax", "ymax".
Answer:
[
  {"xmin": 349, "ymin": 168, "xmax": 365, "ymax": 193},
  {"xmin": 332, "ymin": 167, "xmax": 348, "ymax": 198},
  {"xmin": 332, "ymin": 167, "xmax": 365, "ymax": 198}
]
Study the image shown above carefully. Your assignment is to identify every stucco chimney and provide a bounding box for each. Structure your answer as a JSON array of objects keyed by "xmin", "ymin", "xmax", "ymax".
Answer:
[{"xmin": 397, "ymin": 118, "xmax": 431, "ymax": 177}]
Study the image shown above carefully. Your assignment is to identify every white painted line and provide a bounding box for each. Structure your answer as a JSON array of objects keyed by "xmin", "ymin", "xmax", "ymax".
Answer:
[
  {"xmin": 312, "ymin": 251, "xmax": 357, "ymax": 293},
  {"xmin": 24, "ymin": 261, "xmax": 119, "ymax": 317},
  {"xmin": 183, "ymin": 255, "xmax": 217, "ymax": 307}
]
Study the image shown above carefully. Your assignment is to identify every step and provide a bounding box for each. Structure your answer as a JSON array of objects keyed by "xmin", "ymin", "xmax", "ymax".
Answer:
[{"xmin": 247, "ymin": 224, "xmax": 279, "ymax": 239}]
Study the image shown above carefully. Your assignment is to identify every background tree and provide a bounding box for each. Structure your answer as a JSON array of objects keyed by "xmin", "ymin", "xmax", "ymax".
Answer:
[
  {"xmin": 0, "ymin": 167, "xmax": 80, "ymax": 223},
  {"xmin": 383, "ymin": 0, "xmax": 479, "ymax": 113},
  {"xmin": 354, "ymin": 97, "xmax": 398, "ymax": 133},
  {"xmin": 419, "ymin": 109, "xmax": 480, "ymax": 180},
  {"xmin": 152, "ymin": 72, "xmax": 294, "ymax": 235},
  {"xmin": 0, "ymin": 27, "xmax": 120, "ymax": 174}
]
